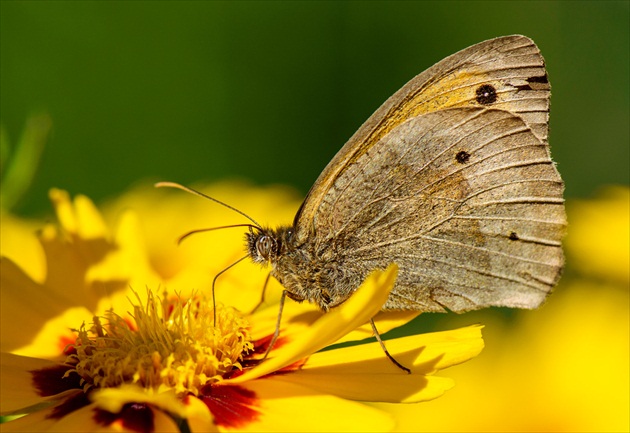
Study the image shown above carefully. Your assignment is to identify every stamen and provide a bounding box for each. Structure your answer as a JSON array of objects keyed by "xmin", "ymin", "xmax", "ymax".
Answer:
[{"xmin": 65, "ymin": 290, "xmax": 253, "ymax": 397}]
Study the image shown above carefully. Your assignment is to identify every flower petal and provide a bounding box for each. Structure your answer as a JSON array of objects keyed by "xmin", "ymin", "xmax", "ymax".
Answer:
[
  {"xmin": 275, "ymin": 373, "xmax": 453, "ymax": 405},
  {"xmin": 224, "ymin": 264, "xmax": 398, "ymax": 384},
  {"xmin": 39, "ymin": 194, "xmax": 123, "ymax": 311},
  {"xmin": 4, "ymin": 401, "xmax": 177, "ymax": 433},
  {"xmin": 92, "ymin": 386, "xmax": 216, "ymax": 432},
  {"xmin": 250, "ymin": 307, "xmax": 420, "ymax": 350},
  {"xmin": 49, "ymin": 189, "xmax": 109, "ymax": 240},
  {"xmin": 335, "ymin": 311, "xmax": 421, "ymax": 345},
  {"xmin": 0, "ymin": 260, "xmax": 86, "ymax": 355},
  {"xmin": 185, "ymin": 396, "xmax": 221, "ymax": 433},
  {"xmin": 43, "ymin": 403, "xmax": 110, "ymax": 432},
  {"xmin": 42, "ymin": 192, "xmax": 162, "ymax": 313},
  {"xmin": 0, "ymin": 352, "xmax": 68, "ymax": 415},
  {"xmin": 0, "ymin": 406, "xmax": 58, "ymax": 432},
  {"xmin": 91, "ymin": 385, "xmax": 185, "ymax": 418},
  {"xmin": 0, "ymin": 212, "xmax": 46, "ymax": 283},
  {"xmin": 275, "ymin": 325, "xmax": 484, "ymax": 403},
  {"xmin": 1, "ymin": 190, "xmax": 166, "ymax": 357},
  {"xmin": 247, "ymin": 294, "xmax": 322, "ymax": 343},
  {"xmin": 230, "ymin": 377, "xmax": 394, "ymax": 432}
]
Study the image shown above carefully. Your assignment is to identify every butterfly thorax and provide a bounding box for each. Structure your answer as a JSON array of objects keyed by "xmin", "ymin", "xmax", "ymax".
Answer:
[{"xmin": 245, "ymin": 226, "xmax": 348, "ymax": 312}]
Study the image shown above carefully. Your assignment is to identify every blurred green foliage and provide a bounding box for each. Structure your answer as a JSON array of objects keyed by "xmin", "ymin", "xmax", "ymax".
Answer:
[{"xmin": 2, "ymin": 1, "xmax": 628, "ymax": 216}]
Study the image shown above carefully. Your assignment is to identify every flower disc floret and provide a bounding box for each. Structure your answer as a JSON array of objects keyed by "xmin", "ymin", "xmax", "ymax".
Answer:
[{"xmin": 65, "ymin": 291, "xmax": 252, "ymax": 397}]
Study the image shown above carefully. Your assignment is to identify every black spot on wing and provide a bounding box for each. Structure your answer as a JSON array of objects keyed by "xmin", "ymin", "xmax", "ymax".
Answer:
[
  {"xmin": 456, "ymin": 150, "xmax": 471, "ymax": 164},
  {"xmin": 475, "ymin": 84, "xmax": 497, "ymax": 105}
]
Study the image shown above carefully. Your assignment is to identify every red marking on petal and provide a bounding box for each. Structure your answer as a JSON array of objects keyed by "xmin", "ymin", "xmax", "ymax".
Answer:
[
  {"xmin": 200, "ymin": 384, "xmax": 260, "ymax": 428},
  {"xmin": 252, "ymin": 334, "xmax": 289, "ymax": 355},
  {"xmin": 48, "ymin": 391, "xmax": 90, "ymax": 419},
  {"xmin": 30, "ymin": 365, "xmax": 82, "ymax": 397},
  {"xmin": 272, "ymin": 358, "xmax": 307, "ymax": 375},
  {"xmin": 94, "ymin": 403, "xmax": 155, "ymax": 433},
  {"xmin": 225, "ymin": 367, "xmax": 248, "ymax": 380},
  {"xmin": 59, "ymin": 335, "xmax": 76, "ymax": 355},
  {"xmin": 230, "ymin": 346, "xmax": 308, "ymax": 380}
]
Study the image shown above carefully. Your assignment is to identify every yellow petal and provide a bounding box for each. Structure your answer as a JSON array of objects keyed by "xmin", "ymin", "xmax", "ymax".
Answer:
[
  {"xmin": 306, "ymin": 325, "xmax": 484, "ymax": 373},
  {"xmin": 89, "ymin": 210, "xmax": 165, "ymax": 315},
  {"xmin": 0, "ymin": 259, "xmax": 86, "ymax": 354},
  {"xmin": 276, "ymin": 325, "xmax": 483, "ymax": 403},
  {"xmin": 9, "ymin": 306, "xmax": 94, "ymax": 359},
  {"xmin": 224, "ymin": 264, "xmax": 398, "ymax": 384},
  {"xmin": 0, "ymin": 212, "xmax": 46, "ymax": 283},
  {"xmin": 275, "ymin": 374, "xmax": 453, "ymax": 405},
  {"xmin": 247, "ymin": 293, "xmax": 322, "ymax": 343},
  {"xmin": 85, "ymin": 210, "xmax": 148, "ymax": 284},
  {"xmin": 90, "ymin": 385, "xmax": 195, "ymax": 421},
  {"xmin": 0, "ymin": 353, "xmax": 67, "ymax": 415},
  {"xmin": 42, "ymin": 189, "xmax": 161, "ymax": 312},
  {"xmin": 185, "ymin": 396, "xmax": 220, "ymax": 433},
  {"xmin": 39, "ymin": 225, "xmax": 121, "ymax": 313},
  {"xmin": 22, "ymin": 402, "xmax": 179, "ymax": 433},
  {"xmin": 49, "ymin": 189, "xmax": 109, "ymax": 239},
  {"xmin": 248, "ymin": 305, "xmax": 420, "ymax": 357},
  {"xmin": 0, "ymin": 405, "xmax": 59, "ymax": 432},
  {"xmin": 335, "ymin": 311, "xmax": 421, "ymax": 344},
  {"xmin": 44, "ymin": 403, "xmax": 108, "ymax": 433},
  {"xmin": 232, "ymin": 377, "xmax": 394, "ymax": 432}
]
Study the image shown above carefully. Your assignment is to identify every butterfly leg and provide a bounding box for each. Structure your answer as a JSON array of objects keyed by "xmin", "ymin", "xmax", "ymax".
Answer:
[
  {"xmin": 370, "ymin": 319, "xmax": 411, "ymax": 374},
  {"xmin": 261, "ymin": 289, "xmax": 287, "ymax": 361}
]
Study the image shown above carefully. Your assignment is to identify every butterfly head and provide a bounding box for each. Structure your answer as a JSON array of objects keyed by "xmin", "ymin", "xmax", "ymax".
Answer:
[{"xmin": 246, "ymin": 226, "xmax": 295, "ymax": 265}]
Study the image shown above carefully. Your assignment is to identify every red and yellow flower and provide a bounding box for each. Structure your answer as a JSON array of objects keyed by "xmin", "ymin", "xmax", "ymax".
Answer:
[{"xmin": 1, "ymin": 183, "xmax": 483, "ymax": 432}]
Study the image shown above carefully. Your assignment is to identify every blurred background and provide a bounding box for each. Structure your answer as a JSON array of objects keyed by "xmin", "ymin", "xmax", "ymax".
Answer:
[
  {"xmin": 1, "ymin": 1, "xmax": 628, "ymax": 216},
  {"xmin": 2, "ymin": 1, "xmax": 628, "ymax": 432}
]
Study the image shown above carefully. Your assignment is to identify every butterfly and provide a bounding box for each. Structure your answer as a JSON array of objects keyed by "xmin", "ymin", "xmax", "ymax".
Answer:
[
  {"xmin": 159, "ymin": 35, "xmax": 566, "ymax": 372},
  {"xmin": 246, "ymin": 35, "xmax": 565, "ymax": 315}
]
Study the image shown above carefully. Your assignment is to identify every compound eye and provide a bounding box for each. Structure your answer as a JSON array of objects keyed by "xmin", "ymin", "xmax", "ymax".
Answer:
[{"xmin": 256, "ymin": 235, "xmax": 273, "ymax": 259}]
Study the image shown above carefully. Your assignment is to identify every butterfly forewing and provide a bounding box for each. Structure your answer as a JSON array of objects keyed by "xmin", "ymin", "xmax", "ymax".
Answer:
[{"xmin": 295, "ymin": 35, "xmax": 551, "ymax": 239}]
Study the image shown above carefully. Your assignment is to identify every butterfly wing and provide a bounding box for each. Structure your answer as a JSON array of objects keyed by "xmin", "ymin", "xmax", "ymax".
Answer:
[
  {"xmin": 294, "ymin": 35, "xmax": 551, "ymax": 242},
  {"xmin": 310, "ymin": 107, "xmax": 565, "ymax": 312},
  {"xmin": 292, "ymin": 35, "xmax": 564, "ymax": 312}
]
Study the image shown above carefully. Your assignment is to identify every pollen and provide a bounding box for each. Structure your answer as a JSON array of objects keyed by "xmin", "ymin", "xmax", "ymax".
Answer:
[{"xmin": 65, "ymin": 290, "xmax": 252, "ymax": 397}]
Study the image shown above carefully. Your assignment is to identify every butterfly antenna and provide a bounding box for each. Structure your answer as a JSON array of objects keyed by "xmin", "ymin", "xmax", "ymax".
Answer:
[
  {"xmin": 155, "ymin": 182, "xmax": 264, "ymax": 326},
  {"xmin": 155, "ymin": 181, "xmax": 262, "ymax": 228},
  {"xmin": 176, "ymin": 224, "xmax": 260, "ymax": 245}
]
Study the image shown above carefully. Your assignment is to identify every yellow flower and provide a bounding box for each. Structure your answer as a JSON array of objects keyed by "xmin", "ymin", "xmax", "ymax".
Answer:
[
  {"xmin": 377, "ymin": 186, "xmax": 630, "ymax": 432},
  {"xmin": 0, "ymin": 183, "xmax": 484, "ymax": 432}
]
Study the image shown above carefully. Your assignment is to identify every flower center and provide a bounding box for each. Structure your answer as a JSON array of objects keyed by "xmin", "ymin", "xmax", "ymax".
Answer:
[{"xmin": 66, "ymin": 290, "xmax": 252, "ymax": 397}]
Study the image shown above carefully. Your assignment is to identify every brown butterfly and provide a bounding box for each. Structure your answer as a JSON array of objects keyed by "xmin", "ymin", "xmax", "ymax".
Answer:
[{"xmin": 159, "ymin": 35, "xmax": 566, "ymax": 371}]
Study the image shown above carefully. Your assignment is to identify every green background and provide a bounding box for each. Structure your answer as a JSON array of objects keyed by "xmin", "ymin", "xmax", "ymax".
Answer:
[{"xmin": 2, "ymin": 1, "xmax": 628, "ymax": 216}]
